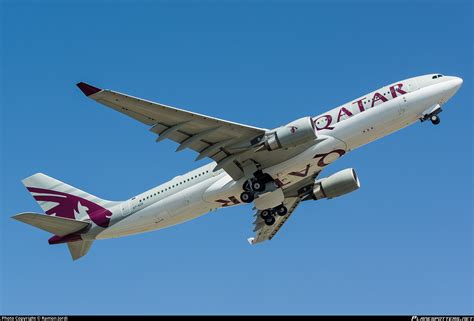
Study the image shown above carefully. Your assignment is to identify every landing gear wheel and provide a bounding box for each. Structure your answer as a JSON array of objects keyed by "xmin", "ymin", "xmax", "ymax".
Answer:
[
  {"xmin": 431, "ymin": 115, "xmax": 440, "ymax": 125},
  {"xmin": 264, "ymin": 215, "xmax": 276, "ymax": 226},
  {"xmin": 260, "ymin": 209, "xmax": 271, "ymax": 219},
  {"xmin": 240, "ymin": 191, "xmax": 254, "ymax": 203},
  {"xmin": 275, "ymin": 205, "xmax": 288, "ymax": 216},
  {"xmin": 251, "ymin": 180, "xmax": 265, "ymax": 192}
]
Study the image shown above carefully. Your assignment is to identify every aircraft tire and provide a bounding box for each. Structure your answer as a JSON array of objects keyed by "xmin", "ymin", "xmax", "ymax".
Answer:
[
  {"xmin": 240, "ymin": 191, "xmax": 254, "ymax": 203},
  {"xmin": 264, "ymin": 215, "xmax": 276, "ymax": 226},
  {"xmin": 260, "ymin": 209, "xmax": 271, "ymax": 219},
  {"xmin": 431, "ymin": 115, "xmax": 440, "ymax": 125},
  {"xmin": 275, "ymin": 205, "xmax": 288, "ymax": 216},
  {"xmin": 252, "ymin": 181, "xmax": 265, "ymax": 192}
]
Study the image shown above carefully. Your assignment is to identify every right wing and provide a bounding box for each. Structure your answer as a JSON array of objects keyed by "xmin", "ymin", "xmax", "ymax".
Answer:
[{"xmin": 77, "ymin": 82, "xmax": 267, "ymax": 180}]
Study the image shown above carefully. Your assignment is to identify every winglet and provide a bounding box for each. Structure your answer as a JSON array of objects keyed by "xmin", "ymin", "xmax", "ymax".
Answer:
[{"xmin": 76, "ymin": 82, "xmax": 101, "ymax": 96}]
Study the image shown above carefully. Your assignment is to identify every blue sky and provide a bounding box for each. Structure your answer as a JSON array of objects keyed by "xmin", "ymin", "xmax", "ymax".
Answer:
[{"xmin": 1, "ymin": 0, "xmax": 472, "ymax": 315}]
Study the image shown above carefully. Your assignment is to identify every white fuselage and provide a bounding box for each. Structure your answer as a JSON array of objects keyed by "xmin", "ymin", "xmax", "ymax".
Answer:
[{"xmin": 89, "ymin": 74, "xmax": 462, "ymax": 240}]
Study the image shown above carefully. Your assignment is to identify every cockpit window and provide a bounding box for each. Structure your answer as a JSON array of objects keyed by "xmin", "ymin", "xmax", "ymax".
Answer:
[
  {"xmin": 432, "ymin": 75, "xmax": 438, "ymax": 79},
  {"xmin": 438, "ymin": 74, "xmax": 443, "ymax": 77}
]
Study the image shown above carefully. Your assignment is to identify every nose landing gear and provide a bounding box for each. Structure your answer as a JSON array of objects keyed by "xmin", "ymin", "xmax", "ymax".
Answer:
[{"xmin": 420, "ymin": 105, "xmax": 442, "ymax": 126}]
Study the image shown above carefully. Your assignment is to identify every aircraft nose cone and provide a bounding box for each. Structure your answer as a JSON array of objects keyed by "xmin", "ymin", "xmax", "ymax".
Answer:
[
  {"xmin": 442, "ymin": 76, "xmax": 463, "ymax": 102},
  {"xmin": 450, "ymin": 77, "xmax": 463, "ymax": 96},
  {"xmin": 452, "ymin": 76, "xmax": 463, "ymax": 89}
]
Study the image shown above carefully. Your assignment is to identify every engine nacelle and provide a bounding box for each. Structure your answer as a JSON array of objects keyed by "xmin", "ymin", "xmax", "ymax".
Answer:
[
  {"xmin": 312, "ymin": 168, "xmax": 360, "ymax": 200},
  {"xmin": 263, "ymin": 116, "xmax": 317, "ymax": 151}
]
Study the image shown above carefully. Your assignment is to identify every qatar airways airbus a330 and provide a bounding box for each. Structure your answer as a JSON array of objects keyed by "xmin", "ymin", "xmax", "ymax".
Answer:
[{"xmin": 13, "ymin": 73, "xmax": 463, "ymax": 260}]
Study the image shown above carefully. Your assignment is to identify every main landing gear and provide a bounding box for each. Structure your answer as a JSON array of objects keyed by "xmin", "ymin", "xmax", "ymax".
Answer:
[
  {"xmin": 260, "ymin": 204, "xmax": 288, "ymax": 226},
  {"xmin": 239, "ymin": 171, "xmax": 275, "ymax": 203},
  {"xmin": 238, "ymin": 170, "xmax": 287, "ymax": 226}
]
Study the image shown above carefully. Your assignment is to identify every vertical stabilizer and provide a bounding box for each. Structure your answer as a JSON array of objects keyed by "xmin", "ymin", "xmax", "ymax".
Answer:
[{"xmin": 22, "ymin": 173, "xmax": 118, "ymax": 228}]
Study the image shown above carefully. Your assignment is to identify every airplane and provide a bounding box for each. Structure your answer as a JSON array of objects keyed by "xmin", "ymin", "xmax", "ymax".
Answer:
[{"xmin": 12, "ymin": 73, "xmax": 463, "ymax": 260}]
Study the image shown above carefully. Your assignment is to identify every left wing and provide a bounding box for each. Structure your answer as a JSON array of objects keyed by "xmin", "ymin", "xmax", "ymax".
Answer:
[{"xmin": 76, "ymin": 82, "xmax": 267, "ymax": 180}]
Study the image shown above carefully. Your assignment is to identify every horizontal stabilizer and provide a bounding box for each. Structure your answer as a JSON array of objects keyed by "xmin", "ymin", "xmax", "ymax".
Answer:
[
  {"xmin": 12, "ymin": 212, "xmax": 90, "ymax": 236},
  {"xmin": 67, "ymin": 240, "xmax": 93, "ymax": 261}
]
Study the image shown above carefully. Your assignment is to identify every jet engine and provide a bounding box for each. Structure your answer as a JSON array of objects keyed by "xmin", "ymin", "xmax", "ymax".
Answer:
[
  {"xmin": 263, "ymin": 116, "xmax": 317, "ymax": 151},
  {"xmin": 312, "ymin": 168, "xmax": 360, "ymax": 200}
]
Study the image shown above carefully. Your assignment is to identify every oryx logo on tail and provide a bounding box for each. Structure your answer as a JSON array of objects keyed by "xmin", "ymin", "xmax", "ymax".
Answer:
[
  {"xmin": 27, "ymin": 187, "xmax": 112, "ymax": 227},
  {"xmin": 22, "ymin": 173, "xmax": 116, "ymax": 228}
]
